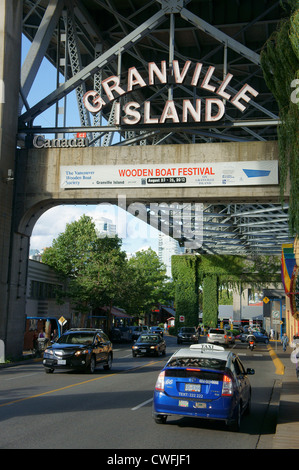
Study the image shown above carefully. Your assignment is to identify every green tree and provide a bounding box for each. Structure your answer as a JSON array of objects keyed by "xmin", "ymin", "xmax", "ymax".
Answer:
[
  {"xmin": 42, "ymin": 215, "xmax": 129, "ymax": 323},
  {"xmin": 124, "ymin": 248, "xmax": 169, "ymax": 321}
]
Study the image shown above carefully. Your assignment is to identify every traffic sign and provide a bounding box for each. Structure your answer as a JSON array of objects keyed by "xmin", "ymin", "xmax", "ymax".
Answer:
[
  {"xmin": 263, "ymin": 297, "xmax": 270, "ymax": 304},
  {"xmin": 58, "ymin": 316, "xmax": 67, "ymax": 326},
  {"xmin": 179, "ymin": 315, "xmax": 185, "ymax": 322}
]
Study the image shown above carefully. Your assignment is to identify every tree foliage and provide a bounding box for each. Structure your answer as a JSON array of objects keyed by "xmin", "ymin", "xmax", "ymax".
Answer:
[
  {"xmin": 42, "ymin": 217, "xmax": 172, "ymax": 322},
  {"xmin": 124, "ymin": 248, "xmax": 170, "ymax": 318},
  {"xmin": 260, "ymin": 0, "xmax": 299, "ymax": 235},
  {"xmin": 42, "ymin": 215, "xmax": 129, "ymax": 315}
]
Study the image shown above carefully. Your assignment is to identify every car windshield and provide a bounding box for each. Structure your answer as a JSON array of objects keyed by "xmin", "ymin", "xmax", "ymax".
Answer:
[
  {"xmin": 139, "ymin": 335, "xmax": 159, "ymax": 342},
  {"xmin": 181, "ymin": 328, "xmax": 196, "ymax": 333},
  {"xmin": 56, "ymin": 333, "xmax": 94, "ymax": 345},
  {"xmin": 167, "ymin": 356, "xmax": 226, "ymax": 370}
]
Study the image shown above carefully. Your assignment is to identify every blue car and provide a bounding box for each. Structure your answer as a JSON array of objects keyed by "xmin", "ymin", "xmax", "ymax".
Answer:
[{"xmin": 153, "ymin": 344, "xmax": 255, "ymax": 431}]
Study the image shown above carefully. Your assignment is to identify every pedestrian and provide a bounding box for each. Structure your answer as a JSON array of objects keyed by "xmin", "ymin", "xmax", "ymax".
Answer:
[
  {"xmin": 51, "ymin": 329, "xmax": 58, "ymax": 342},
  {"xmin": 281, "ymin": 333, "xmax": 289, "ymax": 352},
  {"xmin": 33, "ymin": 329, "xmax": 38, "ymax": 350},
  {"xmin": 270, "ymin": 328, "xmax": 275, "ymax": 340}
]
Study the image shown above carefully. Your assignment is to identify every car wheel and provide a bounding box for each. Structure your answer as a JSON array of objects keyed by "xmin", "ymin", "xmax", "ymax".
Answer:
[
  {"xmin": 103, "ymin": 353, "xmax": 113, "ymax": 370},
  {"xmin": 132, "ymin": 352, "xmax": 137, "ymax": 357},
  {"xmin": 244, "ymin": 392, "xmax": 251, "ymax": 415},
  {"xmin": 154, "ymin": 415, "xmax": 167, "ymax": 424},
  {"xmin": 228, "ymin": 403, "xmax": 241, "ymax": 432},
  {"xmin": 45, "ymin": 368, "xmax": 54, "ymax": 374},
  {"xmin": 87, "ymin": 355, "xmax": 96, "ymax": 374},
  {"xmin": 162, "ymin": 348, "xmax": 166, "ymax": 356}
]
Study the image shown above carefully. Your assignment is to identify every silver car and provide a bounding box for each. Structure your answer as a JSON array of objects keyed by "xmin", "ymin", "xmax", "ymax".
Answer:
[{"xmin": 207, "ymin": 328, "xmax": 229, "ymax": 346}]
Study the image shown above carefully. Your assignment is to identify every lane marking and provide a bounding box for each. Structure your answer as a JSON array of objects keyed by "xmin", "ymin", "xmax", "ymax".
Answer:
[
  {"xmin": 0, "ymin": 360, "xmax": 160, "ymax": 408},
  {"xmin": 4, "ymin": 373, "xmax": 40, "ymax": 381},
  {"xmin": 131, "ymin": 398, "xmax": 153, "ymax": 411}
]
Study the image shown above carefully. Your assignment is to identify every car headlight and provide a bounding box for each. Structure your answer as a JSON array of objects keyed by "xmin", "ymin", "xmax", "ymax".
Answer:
[
  {"xmin": 150, "ymin": 345, "xmax": 157, "ymax": 349},
  {"xmin": 44, "ymin": 349, "xmax": 53, "ymax": 355},
  {"xmin": 74, "ymin": 349, "xmax": 89, "ymax": 356},
  {"xmin": 132, "ymin": 346, "xmax": 138, "ymax": 350}
]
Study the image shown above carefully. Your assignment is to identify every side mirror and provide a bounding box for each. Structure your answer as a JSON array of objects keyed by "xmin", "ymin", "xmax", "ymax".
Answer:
[{"xmin": 246, "ymin": 368, "xmax": 255, "ymax": 375}]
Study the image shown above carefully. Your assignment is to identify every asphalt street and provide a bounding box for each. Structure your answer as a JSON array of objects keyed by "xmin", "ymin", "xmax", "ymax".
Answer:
[{"xmin": 0, "ymin": 335, "xmax": 279, "ymax": 450}]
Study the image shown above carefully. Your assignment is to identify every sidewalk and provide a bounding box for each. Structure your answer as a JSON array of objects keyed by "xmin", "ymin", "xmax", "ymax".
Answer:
[{"xmin": 271, "ymin": 344, "xmax": 299, "ymax": 449}]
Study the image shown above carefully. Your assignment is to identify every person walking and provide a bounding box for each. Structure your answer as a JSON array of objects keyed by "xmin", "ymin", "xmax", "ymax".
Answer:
[{"xmin": 281, "ymin": 333, "xmax": 289, "ymax": 352}]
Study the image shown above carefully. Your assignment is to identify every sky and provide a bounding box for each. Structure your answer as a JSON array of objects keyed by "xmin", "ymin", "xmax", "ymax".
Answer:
[{"xmin": 22, "ymin": 35, "xmax": 160, "ymax": 256}]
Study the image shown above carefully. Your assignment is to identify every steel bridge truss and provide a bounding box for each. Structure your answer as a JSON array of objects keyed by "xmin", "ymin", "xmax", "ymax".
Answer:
[{"xmin": 19, "ymin": 0, "xmax": 293, "ymax": 255}]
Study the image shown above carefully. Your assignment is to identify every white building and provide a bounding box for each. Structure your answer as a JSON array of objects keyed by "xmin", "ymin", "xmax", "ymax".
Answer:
[
  {"xmin": 158, "ymin": 233, "xmax": 183, "ymax": 278},
  {"xmin": 94, "ymin": 216, "xmax": 117, "ymax": 238}
]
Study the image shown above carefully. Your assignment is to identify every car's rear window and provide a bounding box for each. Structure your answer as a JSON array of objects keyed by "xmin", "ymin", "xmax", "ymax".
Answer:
[
  {"xmin": 209, "ymin": 329, "xmax": 225, "ymax": 334},
  {"xmin": 165, "ymin": 368, "xmax": 223, "ymax": 381},
  {"xmin": 181, "ymin": 328, "xmax": 196, "ymax": 333},
  {"xmin": 167, "ymin": 356, "xmax": 226, "ymax": 370}
]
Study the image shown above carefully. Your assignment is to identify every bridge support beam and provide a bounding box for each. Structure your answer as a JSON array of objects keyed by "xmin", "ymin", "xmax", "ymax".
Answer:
[{"xmin": 0, "ymin": 0, "xmax": 23, "ymax": 358}]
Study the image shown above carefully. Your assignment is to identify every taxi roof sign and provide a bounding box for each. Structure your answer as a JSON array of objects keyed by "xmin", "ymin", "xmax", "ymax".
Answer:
[{"xmin": 190, "ymin": 343, "xmax": 225, "ymax": 351}]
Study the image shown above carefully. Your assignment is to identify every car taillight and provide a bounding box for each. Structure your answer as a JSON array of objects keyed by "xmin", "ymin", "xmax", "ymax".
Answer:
[
  {"xmin": 222, "ymin": 375, "xmax": 233, "ymax": 396},
  {"xmin": 155, "ymin": 371, "xmax": 165, "ymax": 392}
]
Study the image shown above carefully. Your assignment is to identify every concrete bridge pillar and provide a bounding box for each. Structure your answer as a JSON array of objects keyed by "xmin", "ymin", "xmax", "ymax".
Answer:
[{"xmin": 0, "ymin": 1, "xmax": 23, "ymax": 358}]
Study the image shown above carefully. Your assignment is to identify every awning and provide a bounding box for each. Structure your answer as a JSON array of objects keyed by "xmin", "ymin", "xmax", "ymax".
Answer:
[{"xmin": 101, "ymin": 306, "xmax": 132, "ymax": 319}]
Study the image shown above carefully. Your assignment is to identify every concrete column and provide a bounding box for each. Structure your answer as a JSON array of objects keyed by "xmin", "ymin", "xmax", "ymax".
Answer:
[{"xmin": 0, "ymin": 1, "xmax": 23, "ymax": 357}]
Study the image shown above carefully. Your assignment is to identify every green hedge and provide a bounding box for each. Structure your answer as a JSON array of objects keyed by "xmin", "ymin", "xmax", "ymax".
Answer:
[
  {"xmin": 172, "ymin": 254, "xmax": 281, "ymax": 332},
  {"xmin": 172, "ymin": 255, "xmax": 198, "ymax": 331},
  {"xmin": 202, "ymin": 274, "xmax": 218, "ymax": 328}
]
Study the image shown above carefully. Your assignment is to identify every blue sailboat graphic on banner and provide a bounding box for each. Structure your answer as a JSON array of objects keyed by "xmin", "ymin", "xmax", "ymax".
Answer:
[{"xmin": 242, "ymin": 169, "xmax": 271, "ymax": 178}]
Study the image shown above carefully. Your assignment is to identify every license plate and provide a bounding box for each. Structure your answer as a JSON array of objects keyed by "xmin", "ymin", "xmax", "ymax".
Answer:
[
  {"xmin": 193, "ymin": 402, "xmax": 206, "ymax": 409},
  {"xmin": 141, "ymin": 349, "xmax": 147, "ymax": 353},
  {"xmin": 57, "ymin": 359, "xmax": 66, "ymax": 365},
  {"xmin": 185, "ymin": 383, "xmax": 201, "ymax": 392},
  {"xmin": 179, "ymin": 400, "xmax": 189, "ymax": 407}
]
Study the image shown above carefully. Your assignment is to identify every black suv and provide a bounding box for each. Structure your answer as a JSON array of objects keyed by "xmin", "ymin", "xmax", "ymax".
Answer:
[
  {"xmin": 43, "ymin": 328, "xmax": 113, "ymax": 374},
  {"xmin": 177, "ymin": 327, "xmax": 199, "ymax": 344}
]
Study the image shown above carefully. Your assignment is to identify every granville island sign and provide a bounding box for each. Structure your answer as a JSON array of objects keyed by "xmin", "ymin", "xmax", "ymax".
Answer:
[
  {"xmin": 83, "ymin": 60, "xmax": 259, "ymax": 124},
  {"xmin": 33, "ymin": 59, "xmax": 259, "ymax": 148}
]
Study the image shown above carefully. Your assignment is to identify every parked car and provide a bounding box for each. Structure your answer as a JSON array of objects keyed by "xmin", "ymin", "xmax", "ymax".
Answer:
[
  {"xmin": 225, "ymin": 330, "xmax": 235, "ymax": 345},
  {"xmin": 118, "ymin": 326, "xmax": 132, "ymax": 342},
  {"xmin": 42, "ymin": 328, "xmax": 113, "ymax": 374},
  {"xmin": 239, "ymin": 332, "xmax": 269, "ymax": 344},
  {"xmin": 153, "ymin": 343, "xmax": 254, "ymax": 431},
  {"xmin": 207, "ymin": 328, "xmax": 229, "ymax": 346},
  {"xmin": 177, "ymin": 327, "xmax": 199, "ymax": 344},
  {"xmin": 129, "ymin": 326, "xmax": 143, "ymax": 340},
  {"xmin": 132, "ymin": 334, "xmax": 166, "ymax": 357},
  {"xmin": 150, "ymin": 326, "xmax": 164, "ymax": 337},
  {"xmin": 250, "ymin": 331, "xmax": 269, "ymax": 344}
]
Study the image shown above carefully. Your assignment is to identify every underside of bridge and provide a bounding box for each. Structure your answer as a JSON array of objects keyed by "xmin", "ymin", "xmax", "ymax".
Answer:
[{"xmin": 19, "ymin": 0, "xmax": 293, "ymax": 255}]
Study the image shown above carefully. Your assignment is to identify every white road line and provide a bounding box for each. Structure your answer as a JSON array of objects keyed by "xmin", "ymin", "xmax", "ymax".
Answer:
[
  {"xmin": 131, "ymin": 398, "xmax": 153, "ymax": 411},
  {"xmin": 4, "ymin": 373, "xmax": 40, "ymax": 381}
]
